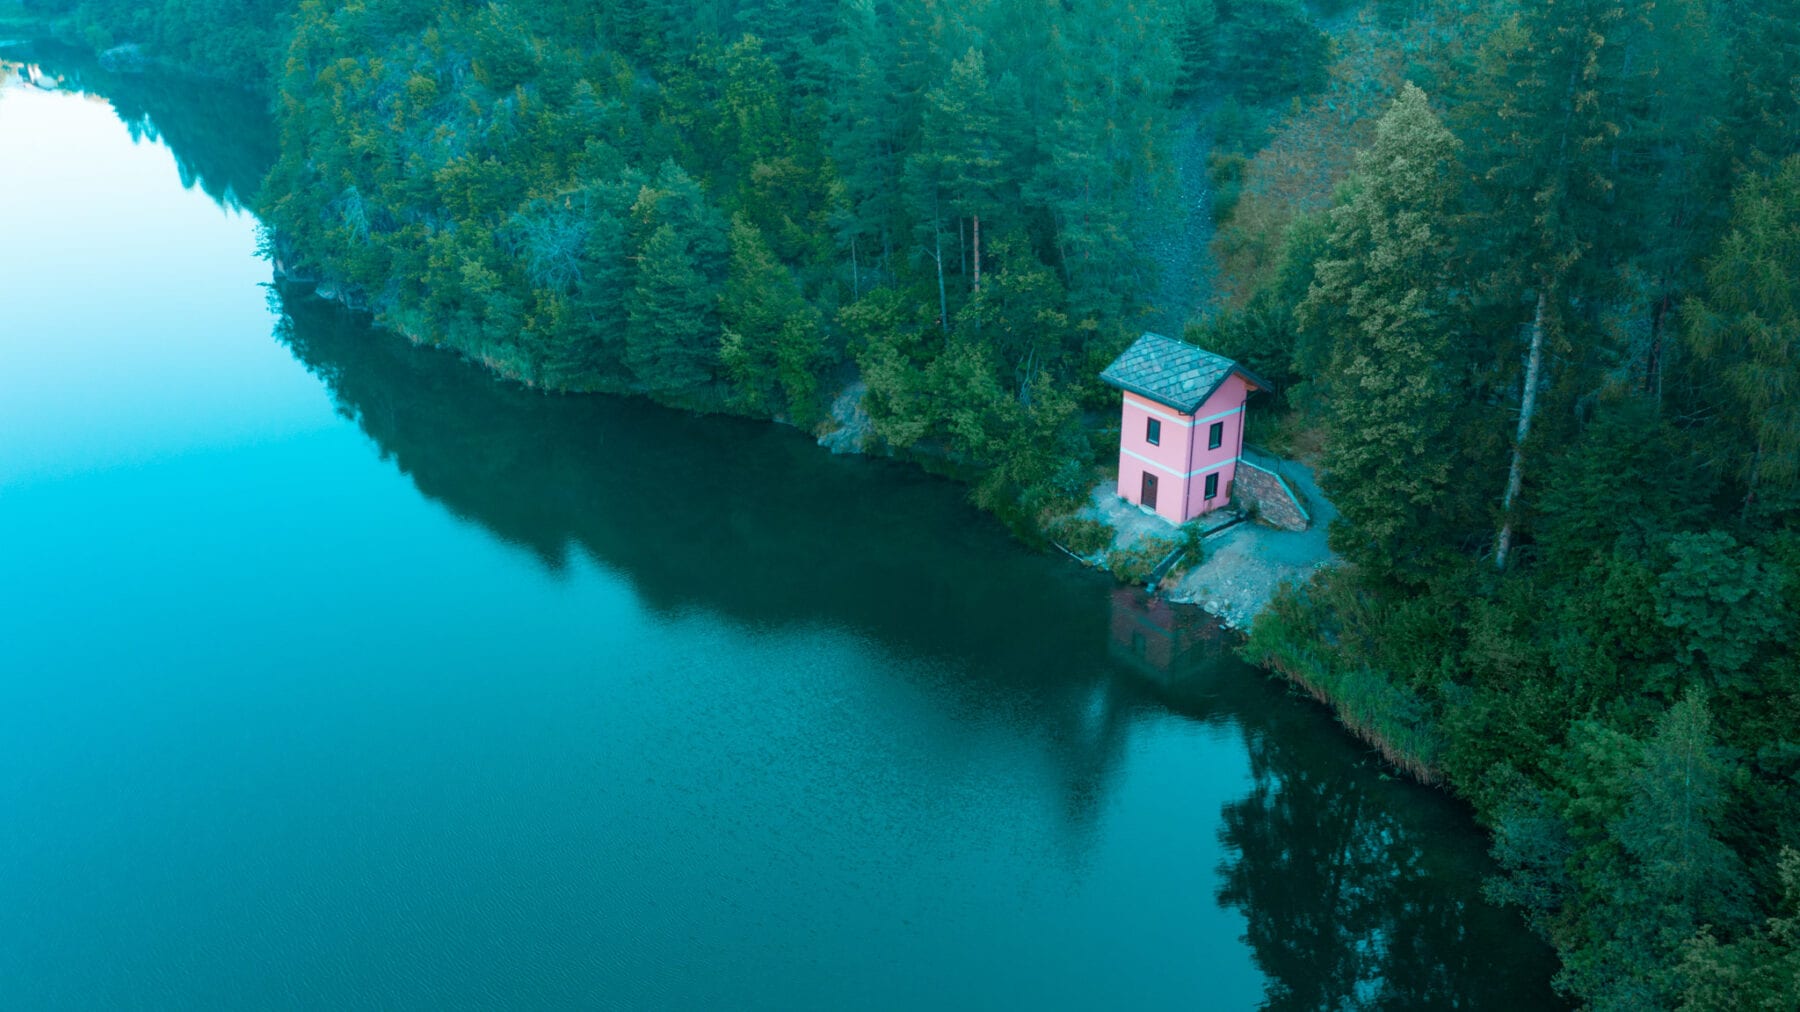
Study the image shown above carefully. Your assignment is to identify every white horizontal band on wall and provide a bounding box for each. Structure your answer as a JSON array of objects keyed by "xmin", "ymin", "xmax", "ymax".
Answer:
[
  {"xmin": 1121, "ymin": 448, "xmax": 1240, "ymax": 480},
  {"xmin": 1124, "ymin": 400, "xmax": 1244, "ymax": 429}
]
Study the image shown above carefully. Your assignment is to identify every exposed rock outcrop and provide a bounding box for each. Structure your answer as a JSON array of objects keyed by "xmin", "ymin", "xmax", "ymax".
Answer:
[{"xmin": 817, "ymin": 381, "xmax": 872, "ymax": 455}]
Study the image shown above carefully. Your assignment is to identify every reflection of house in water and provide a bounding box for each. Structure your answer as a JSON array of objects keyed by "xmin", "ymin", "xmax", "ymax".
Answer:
[
  {"xmin": 1108, "ymin": 586, "xmax": 1232, "ymax": 685},
  {"xmin": 11, "ymin": 62, "xmax": 60, "ymax": 90}
]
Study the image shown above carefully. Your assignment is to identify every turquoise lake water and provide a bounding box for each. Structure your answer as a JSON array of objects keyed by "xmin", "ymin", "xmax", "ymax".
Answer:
[{"xmin": 0, "ymin": 48, "xmax": 1561, "ymax": 1009}]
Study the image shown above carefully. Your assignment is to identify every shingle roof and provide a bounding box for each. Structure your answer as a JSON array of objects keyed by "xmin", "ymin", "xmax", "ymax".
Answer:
[{"xmin": 1099, "ymin": 332, "xmax": 1269, "ymax": 414}]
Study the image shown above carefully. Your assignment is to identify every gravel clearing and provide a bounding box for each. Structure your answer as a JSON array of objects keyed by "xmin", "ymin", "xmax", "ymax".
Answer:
[
  {"xmin": 1070, "ymin": 457, "xmax": 1337, "ymax": 631},
  {"xmin": 1165, "ymin": 459, "xmax": 1338, "ymax": 629}
]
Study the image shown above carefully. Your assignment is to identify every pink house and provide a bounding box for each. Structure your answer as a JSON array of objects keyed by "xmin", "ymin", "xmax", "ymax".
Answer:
[{"xmin": 1100, "ymin": 332, "xmax": 1269, "ymax": 524}]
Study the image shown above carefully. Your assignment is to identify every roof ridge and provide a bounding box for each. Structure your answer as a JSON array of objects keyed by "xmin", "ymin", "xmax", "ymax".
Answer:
[{"xmin": 1099, "ymin": 332, "xmax": 1267, "ymax": 414}]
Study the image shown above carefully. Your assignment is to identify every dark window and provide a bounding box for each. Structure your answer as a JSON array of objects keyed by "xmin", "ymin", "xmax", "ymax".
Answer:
[
  {"xmin": 1208, "ymin": 421, "xmax": 1225, "ymax": 450},
  {"xmin": 1141, "ymin": 472, "xmax": 1158, "ymax": 509},
  {"xmin": 1146, "ymin": 418, "xmax": 1161, "ymax": 446},
  {"xmin": 1204, "ymin": 472, "xmax": 1220, "ymax": 499}
]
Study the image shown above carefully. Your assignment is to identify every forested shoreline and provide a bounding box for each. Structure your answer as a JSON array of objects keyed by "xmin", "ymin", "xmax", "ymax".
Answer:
[{"xmin": 17, "ymin": 0, "xmax": 1799, "ymax": 1006}]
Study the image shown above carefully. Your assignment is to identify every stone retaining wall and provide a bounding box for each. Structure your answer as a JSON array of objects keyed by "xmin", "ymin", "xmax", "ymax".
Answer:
[{"xmin": 1234, "ymin": 458, "xmax": 1310, "ymax": 531}]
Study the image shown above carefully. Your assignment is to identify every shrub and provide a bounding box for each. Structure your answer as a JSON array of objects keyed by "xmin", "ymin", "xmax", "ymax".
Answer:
[
  {"xmin": 1050, "ymin": 517, "xmax": 1113, "ymax": 556},
  {"xmin": 1108, "ymin": 535, "xmax": 1178, "ymax": 584},
  {"xmin": 1208, "ymin": 151, "xmax": 1249, "ymax": 224},
  {"xmin": 1178, "ymin": 519, "xmax": 1208, "ymax": 566}
]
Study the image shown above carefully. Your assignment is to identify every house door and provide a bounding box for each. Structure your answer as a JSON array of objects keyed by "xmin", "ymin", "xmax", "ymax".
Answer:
[{"xmin": 1140, "ymin": 472, "xmax": 1158, "ymax": 510}]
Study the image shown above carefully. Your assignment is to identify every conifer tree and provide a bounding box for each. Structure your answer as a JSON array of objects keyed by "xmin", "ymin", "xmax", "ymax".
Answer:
[
  {"xmin": 1679, "ymin": 847, "xmax": 1800, "ymax": 1012},
  {"xmin": 1300, "ymin": 84, "xmax": 1464, "ymax": 582},
  {"xmin": 1590, "ymin": 694, "xmax": 1750, "ymax": 1005},
  {"xmin": 1172, "ymin": 0, "xmax": 1218, "ymax": 97},
  {"xmin": 627, "ymin": 223, "xmax": 719, "ymax": 399},
  {"xmin": 1466, "ymin": 0, "xmax": 1627, "ymax": 568},
  {"xmin": 823, "ymin": 0, "xmax": 906, "ymax": 284},
  {"xmin": 720, "ymin": 214, "xmax": 824, "ymax": 423},
  {"xmin": 557, "ymin": 204, "xmax": 631, "ymax": 386},
  {"xmin": 1683, "ymin": 157, "xmax": 1800, "ymax": 522},
  {"xmin": 913, "ymin": 48, "xmax": 1005, "ymax": 282}
]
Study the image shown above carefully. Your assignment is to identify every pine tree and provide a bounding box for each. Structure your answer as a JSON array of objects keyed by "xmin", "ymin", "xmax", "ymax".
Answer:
[
  {"xmin": 904, "ymin": 45, "xmax": 1005, "ymax": 332},
  {"xmin": 1683, "ymin": 157, "xmax": 1800, "ymax": 522},
  {"xmin": 1299, "ymin": 84, "xmax": 1465, "ymax": 583},
  {"xmin": 1679, "ymin": 847, "xmax": 1800, "ymax": 1012},
  {"xmin": 720, "ymin": 214, "xmax": 824, "ymax": 423},
  {"xmin": 1172, "ymin": 0, "xmax": 1219, "ymax": 98},
  {"xmin": 1465, "ymin": 0, "xmax": 1628, "ymax": 568},
  {"xmin": 627, "ymin": 223, "xmax": 719, "ymax": 399},
  {"xmin": 554, "ymin": 204, "xmax": 631, "ymax": 387},
  {"xmin": 823, "ymin": 0, "xmax": 906, "ymax": 288},
  {"xmin": 1599, "ymin": 694, "xmax": 1750, "ymax": 1004}
]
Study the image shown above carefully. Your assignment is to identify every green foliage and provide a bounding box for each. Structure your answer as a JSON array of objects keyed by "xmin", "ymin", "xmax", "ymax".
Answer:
[
  {"xmin": 1216, "ymin": 0, "xmax": 1330, "ymax": 104},
  {"xmin": 1108, "ymin": 536, "xmax": 1177, "ymax": 585},
  {"xmin": 1521, "ymin": 695, "xmax": 1753, "ymax": 1008},
  {"xmin": 1243, "ymin": 578, "xmax": 1446, "ymax": 782},
  {"xmin": 57, "ymin": 1, "xmax": 1800, "ymax": 1003},
  {"xmin": 1207, "ymin": 151, "xmax": 1248, "ymax": 224},
  {"xmin": 235, "ymin": 0, "xmax": 1206, "ymax": 516},
  {"xmin": 1678, "ymin": 847, "xmax": 1800, "ymax": 1012},
  {"xmin": 1654, "ymin": 532, "xmax": 1792, "ymax": 693},
  {"xmin": 628, "ymin": 223, "xmax": 720, "ymax": 400},
  {"xmin": 1049, "ymin": 516, "xmax": 1113, "ymax": 556},
  {"xmin": 1299, "ymin": 83, "xmax": 1464, "ymax": 583},
  {"xmin": 34, "ymin": 0, "xmax": 292, "ymax": 85},
  {"xmin": 1173, "ymin": 0, "xmax": 1219, "ymax": 97},
  {"xmin": 720, "ymin": 213, "xmax": 826, "ymax": 424},
  {"xmin": 1176, "ymin": 519, "xmax": 1209, "ymax": 567},
  {"xmin": 1683, "ymin": 157, "xmax": 1800, "ymax": 519},
  {"xmin": 1224, "ymin": 17, "xmax": 1799, "ymax": 999}
]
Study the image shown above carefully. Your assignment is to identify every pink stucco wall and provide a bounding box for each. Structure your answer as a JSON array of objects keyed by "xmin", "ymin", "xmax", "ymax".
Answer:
[{"xmin": 1114, "ymin": 376, "xmax": 1252, "ymax": 524}]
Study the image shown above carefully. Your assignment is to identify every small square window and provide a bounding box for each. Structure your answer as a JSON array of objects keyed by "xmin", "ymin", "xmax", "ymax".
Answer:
[
  {"xmin": 1208, "ymin": 421, "xmax": 1224, "ymax": 450},
  {"xmin": 1146, "ymin": 418, "xmax": 1161, "ymax": 446},
  {"xmin": 1204, "ymin": 472, "xmax": 1220, "ymax": 499}
]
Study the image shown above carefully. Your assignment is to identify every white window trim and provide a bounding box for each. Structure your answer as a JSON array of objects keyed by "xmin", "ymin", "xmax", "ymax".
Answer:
[{"xmin": 1122, "ymin": 448, "xmax": 1240, "ymax": 480}]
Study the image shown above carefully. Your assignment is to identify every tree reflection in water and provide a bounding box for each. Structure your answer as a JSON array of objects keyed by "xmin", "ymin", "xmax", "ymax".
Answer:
[
  {"xmin": 0, "ymin": 57, "xmax": 1567, "ymax": 990},
  {"xmin": 0, "ymin": 40, "xmax": 274, "ymax": 212},
  {"xmin": 281, "ymin": 286, "xmax": 1562, "ymax": 1005},
  {"xmin": 271, "ymin": 285, "xmax": 1172, "ymax": 848},
  {"xmin": 1110, "ymin": 588, "xmax": 1563, "ymax": 1009}
]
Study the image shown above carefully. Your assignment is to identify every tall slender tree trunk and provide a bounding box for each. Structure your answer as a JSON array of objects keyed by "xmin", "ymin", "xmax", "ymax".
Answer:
[
  {"xmin": 1646, "ymin": 290, "xmax": 1670, "ymax": 403},
  {"xmin": 1742, "ymin": 440, "xmax": 1764, "ymax": 526},
  {"xmin": 958, "ymin": 217, "xmax": 966, "ymax": 277},
  {"xmin": 972, "ymin": 214, "xmax": 981, "ymax": 292},
  {"xmin": 932, "ymin": 197, "xmax": 948, "ymax": 335},
  {"xmin": 1496, "ymin": 291, "xmax": 1549, "ymax": 570}
]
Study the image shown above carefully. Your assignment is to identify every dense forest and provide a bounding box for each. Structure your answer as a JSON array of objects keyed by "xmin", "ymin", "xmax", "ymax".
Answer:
[{"xmin": 18, "ymin": 0, "xmax": 1799, "ymax": 1006}]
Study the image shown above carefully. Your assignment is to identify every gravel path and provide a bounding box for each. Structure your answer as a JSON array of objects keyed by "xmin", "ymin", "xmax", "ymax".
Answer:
[{"xmin": 1141, "ymin": 99, "xmax": 1221, "ymax": 335}]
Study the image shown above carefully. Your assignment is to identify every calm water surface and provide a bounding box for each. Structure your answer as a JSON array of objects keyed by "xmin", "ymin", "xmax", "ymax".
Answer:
[{"xmin": 0, "ymin": 49, "xmax": 1560, "ymax": 1009}]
